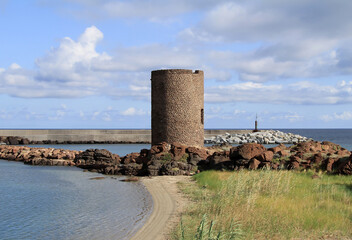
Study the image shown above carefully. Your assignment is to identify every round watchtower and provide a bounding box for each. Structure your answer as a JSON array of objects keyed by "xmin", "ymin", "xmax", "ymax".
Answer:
[{"xmin": 151, "ymin": 69, "xmax": 204, "ymax": 147}]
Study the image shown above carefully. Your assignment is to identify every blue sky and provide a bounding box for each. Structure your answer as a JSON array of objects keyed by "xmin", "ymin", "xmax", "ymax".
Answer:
[{"xmin": 1, "ymin": 0, "xmax": 352, "ymax": 129}]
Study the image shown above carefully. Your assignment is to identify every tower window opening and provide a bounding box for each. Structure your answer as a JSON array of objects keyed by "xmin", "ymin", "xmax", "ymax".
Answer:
[{"xmin": 201, "ymin": 109, "xmax": 204, "ymax": 125}]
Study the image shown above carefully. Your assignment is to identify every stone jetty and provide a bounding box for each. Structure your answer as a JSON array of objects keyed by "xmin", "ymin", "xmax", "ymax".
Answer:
[
  {"xmin": 205, "ymin": 130, "xmax": 311, "ymax": 144},
  {"xmin": 1, "ymin": 141, "xmax": 351, "ymax": 176}
]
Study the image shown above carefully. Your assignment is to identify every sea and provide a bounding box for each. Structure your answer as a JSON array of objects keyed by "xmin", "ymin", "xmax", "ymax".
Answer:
[{"xmin": 0, "ymin": 129, "xmax": 351, "ymax": 240}]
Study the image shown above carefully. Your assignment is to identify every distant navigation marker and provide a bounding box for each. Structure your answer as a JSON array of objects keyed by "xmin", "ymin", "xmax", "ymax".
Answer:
[{"xmin": 254, "ymin": 114, "xmax": 259, "ymax": 132}]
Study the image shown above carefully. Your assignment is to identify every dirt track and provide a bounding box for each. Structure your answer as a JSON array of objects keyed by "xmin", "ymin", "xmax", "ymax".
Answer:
[{"xmin": 131, "ymin": 176, "xmax": 190, "ymax": 240}]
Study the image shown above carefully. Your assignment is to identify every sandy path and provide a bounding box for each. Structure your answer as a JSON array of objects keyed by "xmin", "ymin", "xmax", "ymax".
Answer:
[{"xmin": 131, "ymin": 176, "xmax": 190, "ymax": 240}]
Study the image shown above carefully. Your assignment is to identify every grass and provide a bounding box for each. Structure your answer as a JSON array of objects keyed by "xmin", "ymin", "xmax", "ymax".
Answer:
[{"xmin": 174, "ymin": 170, "xmax": 352, "ymax": 239}]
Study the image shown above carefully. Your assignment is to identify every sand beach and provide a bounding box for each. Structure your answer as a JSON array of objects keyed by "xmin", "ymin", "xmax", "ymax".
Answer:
[{"xmin": 131, "ymin": 176, "xmax": 190, "ymax": 240}]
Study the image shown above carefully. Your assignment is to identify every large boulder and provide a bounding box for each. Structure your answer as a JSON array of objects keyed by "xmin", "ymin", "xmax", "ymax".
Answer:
[
  {"xmin": 230, "ymin": 143, "xmax": 266, "ymax": 160},
  {"xmin": 186, "ymin": 146, "xmax": 209, "ymax": 160},
  {"xmin": 147, "ymin": 159, "xmax": 163, "ymax": 176},
  {"xmin": 119, "ymin": 163, "xmax": 144, "ymax": 176},
  {"xmin": 248, "ymin": 158, "xmax": 261, "ymax": 170},
  {"xmin": 208, "ymin": 151, "xmax": 232, "ymax": 170},
  {"xmin": 150, "ymin": 142, "xmax": 171, "ymax": 154},
  {"xmin": 268, "ymin": 144, "xmax": 287, "ymax": 154},
  {"xmin": 122, "ymin": 152, "xmax": 140, "ymax": 164},
  {"xmin": 257, "ymin": 151, "xmax": 274, "ymax": 162},
  {"xmin": 74, "ymin": 149, "xmax": 120, "ymax": 169},
  {"xmin": 7, "ymin": 137, "xmax": 20, "ymax": 145},
  {"xmin": 336, "ymin": 155, "xmax": 352, "ymax": 175},
  {"xmin": 171, "ymin": 142, "xmax": 187, "ymax": 161}
]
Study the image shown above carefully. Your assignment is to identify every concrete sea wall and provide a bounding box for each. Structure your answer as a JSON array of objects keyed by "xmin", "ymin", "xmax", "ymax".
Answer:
[{"xmin": 0, "ymin": 129, "xmax": 253, "ymax": 143}]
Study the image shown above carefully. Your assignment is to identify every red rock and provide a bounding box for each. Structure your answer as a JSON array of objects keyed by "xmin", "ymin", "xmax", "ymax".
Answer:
[
  {"xmin": 257, "ymin": 151, "xmax": 274, "ymax": 162},
  {"xmin": 236, "ymin": 143, "xmax": 266, "ymax": 160},
  {"xmin": 187, "ymin": 147, "xmax": 209, "ymax": 160},
  {"xmin": 336, "ymin": 155, "xmax": 352, "ymax": 175},
  {"xmin": 122, "ymin": 152, "xmax": 139, "ymax": 164},
  {"xmin": 134, "ymin": 149, "xmax": 150, "ymax": 164},
  {"xmin": 290, "ymin": 161, "xmax": 300, "ymax": 169},
  {"xmin": 249, "ymin": 158, "xmax": 260, "ymax": 170},
  {"xmin": 171, "ymin": 142, "xmax": 187, "ymax": 161},
  {"xmin": 311, "ymin": 153, "xmax": 323, "ymax": 164},
  {"xmin": 150, "ymin": 142, "xmax": 171, "ymax": 154},
  {"xmin": 336, "ymin": 149, "xmax": 351, "ymax": 157},
  {"xmin": 269, "ymin": 144, "xmax": 287, "ymax": 153},
  {"xmin": 326, "ymin": 157, "xmax": 338, "ymax": 172},
  {"xmin": 208, "ymin": 151, "xmax": 230, "ymax": 168},
  {"xmin": 278, "ymin": 150, "xmax": 289, "ymax": 157}
]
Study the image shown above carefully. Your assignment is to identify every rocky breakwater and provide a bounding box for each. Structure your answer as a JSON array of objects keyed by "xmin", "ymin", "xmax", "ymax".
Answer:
[
  {"xmin": 73, "ymin": 143, "xmax": 213, "ymax": 176},
  {"xmin": 0, "ymin": 145, "xmax": 79, "ymax": 166},
  {"xmin": 1, "ymin": 141, "xmax": 351, "ymax": 176},
  {"xmin": 75, "ymin": 141, "xmax": 352, "ymax": 176},
  {"xmin": 0, "ymin": 136, "xmax": 31, "ymax": 145},
  {"xmin": 205, "ymin": 130, "xmax": 311, "ymax": 144}
]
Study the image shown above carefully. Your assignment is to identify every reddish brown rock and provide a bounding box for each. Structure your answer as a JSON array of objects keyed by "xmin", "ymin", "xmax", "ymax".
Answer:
[
  {"xmin": 269, "ymin": 144, "xmax": 287, "ymax": 154},
  {"xmin": 208, "ymin": 151, "xmax": 231, "ymax": 169},
  {"xmin": 135, "ymin": 149, "xmax": 150, "ymax": 164},
  {"xmin": 186, "ymin": 146, "xmax": 209, "ymax": 160},
  {"xmin": 150, "ymin": 142, "xmax": 171, "ymax": 154},
  {"xmin": 234, "ymin": 143, "xmax": 266, "ymax": 160},
  {"xmin": 289, "ymin": 161, "xmax": 300, "ymax": 169},
  {"xmin": 257, "ymin": 151, "xmax": 274, "ymax": 162},
  {"xmin": 335, "ymin": 149, "xmax": 351, "ymax": 157},
  {"xmin": 321, "ymin": 141, "xmax": 342, "ymax": 154},
  {"xmin": 171, "ymin": 142, "xmax": 187, "ymax": 161},
  {"xmin": 122, "ymin": 152, "xmax": 139, "ymax": 164},
  {"xmin": 336, "ymin": 155, "xmax": 352, "ymax": 175},
  {"xmin": 311, "ymin": 153, "xmax": 323, "ymax": 164},
  {"xmin": 293, "ymin": 141, "xmax": 322, "ymax": 153},
  {"xmin": 278, "ymin": 150, "xmax": 289, "ymax": 157},
  {"xmin": 288, "ymin": 155, "xmax": 301, "ymax": 169},
  {"xmin": 249, "ymin": 158, "xmax": 261, "ymax": 170},
  {"xmin": 325, "ymin": 157, "xmax": 338, "ymax": 172}
]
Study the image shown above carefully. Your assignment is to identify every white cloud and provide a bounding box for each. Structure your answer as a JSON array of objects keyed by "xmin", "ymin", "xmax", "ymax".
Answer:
[
  {"xmin": 121, "ymin": 107, "xmax": 146, "ymax": 116},
  {"xmin": 321, "ymin": 111, "xmax": 352, "ymax": 121},
  {"xmin": 192, "ymin": 1, "xmax": 352, "ymax": 42},
  {"xmin": 48, "ymin": 105, "xmax": 67, "ymax": 121},
  {"xmin": 102, "ymin": 112, "xmax": 112, "ymax": 121},
  {"xmin": 92, "ymin": 111, "xmax": 100, "ymax": 120},
  {"xmin": 179, "ymin": 1, "xmax": 352, "ymax": 83},
  {"xmin": 35, "ymin": 26, "xmax": 111, "ymax": 87},
  {"xmin": 0, "ymin": 26, "xmax": 203, "ymax": 99},
  {"xmin": 270, "ymin": 113, "xmax": 303, "ymax": 123},
  {"xmin": 206, "ymin": 81, "xmax": 352, "ymax": 105}
]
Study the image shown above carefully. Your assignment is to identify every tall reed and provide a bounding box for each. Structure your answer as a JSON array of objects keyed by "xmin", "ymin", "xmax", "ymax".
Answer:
[{"xmin": 175, "ymin": 170, "xmax": 352, "ymax": 239}]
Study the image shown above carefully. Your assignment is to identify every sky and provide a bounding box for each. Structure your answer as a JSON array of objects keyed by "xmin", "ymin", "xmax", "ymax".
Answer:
[{"xmin": 1, "ymin": 0, "xmax": 352, "ymax": 129}]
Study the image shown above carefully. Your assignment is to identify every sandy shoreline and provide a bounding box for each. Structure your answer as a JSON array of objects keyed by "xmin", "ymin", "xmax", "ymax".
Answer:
[{"xmin": 131, "ymin": 176, "xmax": 191, "ymax": 240}]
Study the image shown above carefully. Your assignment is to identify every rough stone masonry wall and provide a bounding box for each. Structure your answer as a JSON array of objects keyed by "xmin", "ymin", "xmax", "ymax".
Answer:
[{"xmin": 151, "ymin": 69, "xmax": 204, "ymax": 147}]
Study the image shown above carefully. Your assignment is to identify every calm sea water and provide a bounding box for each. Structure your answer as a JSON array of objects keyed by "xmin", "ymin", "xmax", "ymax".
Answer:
[
  {"xmin": 278, "ymin": 129, "xmax": 352, "ymax": 150},
  {"xmin": 0, "ymin": 160, "xmax": 152, "ymax": 240}
]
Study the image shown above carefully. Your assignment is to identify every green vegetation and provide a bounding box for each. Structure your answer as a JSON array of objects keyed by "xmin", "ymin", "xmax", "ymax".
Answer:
[
  {"xmin": 161, "ymin": 152, "xmax": 173, "ymax": 162},
  {"xmin": 179, "ymin": 153, "xmax": 189, "ymax": 162},
  {"xmin": 174, "ymin": 170, "xmax": 352, "ymax": 239}
]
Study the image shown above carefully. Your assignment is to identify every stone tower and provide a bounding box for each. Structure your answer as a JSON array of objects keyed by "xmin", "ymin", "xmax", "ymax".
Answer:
[{"xmin": 151, "ymin": 69, "xmax": 204, "ymax": 147}]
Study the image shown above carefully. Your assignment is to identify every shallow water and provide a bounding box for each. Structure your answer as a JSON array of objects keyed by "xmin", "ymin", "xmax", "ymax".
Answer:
[{"xmin": 0, "ymin": 160, "xmax": 152, "ymax": 240}]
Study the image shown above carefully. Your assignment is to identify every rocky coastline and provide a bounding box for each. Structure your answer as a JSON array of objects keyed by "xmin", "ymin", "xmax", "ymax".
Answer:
[
  {"xmin": 205, "ymin": 130, "xmax": 311, "ymax": 144},
  {"xmin": 1, "ymin": 140, "xmax": 351, "ymax": 176}
]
